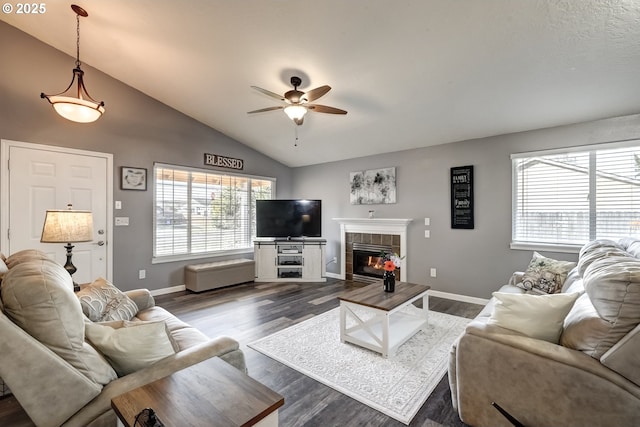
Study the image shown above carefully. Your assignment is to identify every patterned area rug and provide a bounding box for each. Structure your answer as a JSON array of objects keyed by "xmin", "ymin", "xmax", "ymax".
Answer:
[{"xmin": 248, "ymin": 306, "xmax": 471, "ymax": 425}]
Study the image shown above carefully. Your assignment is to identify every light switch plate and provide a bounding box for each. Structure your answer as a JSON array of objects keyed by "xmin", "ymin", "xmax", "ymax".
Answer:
[{"xmin": 115, "ymin": 217, "xmax": 129, "ymax": 226}]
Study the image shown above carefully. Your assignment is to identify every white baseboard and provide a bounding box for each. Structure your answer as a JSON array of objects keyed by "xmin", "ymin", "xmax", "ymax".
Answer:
[
  {"xmin": 150, "ymin": 284, "xmax": 186, "ymax": 296},
  {"xmin": 428, "ymin": 290, "xmax": 489, "ymax": 306},
  {"xmin": 325, "ymin": 272, "xmax": 341, "ymax": 279}
]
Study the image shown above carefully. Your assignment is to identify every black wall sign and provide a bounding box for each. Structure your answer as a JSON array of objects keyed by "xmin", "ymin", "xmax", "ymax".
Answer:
[
  {"xmin": 451, "ymin": 165, "xmax": 474, "ymax": 229},
  {"xmin": 204, "ymin": 153, "xmax": 244, "ymax": 170}
]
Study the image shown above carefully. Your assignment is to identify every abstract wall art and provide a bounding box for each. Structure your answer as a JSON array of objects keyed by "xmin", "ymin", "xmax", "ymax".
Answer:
[{"xmin": 350, "ymin": 167, "xmax": 396, "ymax": 205}]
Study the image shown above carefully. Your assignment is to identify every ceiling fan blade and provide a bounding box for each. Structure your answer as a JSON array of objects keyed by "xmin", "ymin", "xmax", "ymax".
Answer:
[
  {"xmin": 307, "ymin": 104, "xmax": 347, "ymax": 115},
  {"xmin": 301, "ymin": 85, "xmax": 331, "ymax": 102},
  {"xmin": 251, "ymin": 86, "xmax": 287, "ymax": 102},
  {"xmin": 247, "ymin": 106, "xmax": 284, "ymax": 114}
]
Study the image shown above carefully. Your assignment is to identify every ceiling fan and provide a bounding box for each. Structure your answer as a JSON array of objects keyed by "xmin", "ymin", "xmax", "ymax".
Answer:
[{"xmin": 248, "ymin": 76, "xmax": 347, "ymax": 125}]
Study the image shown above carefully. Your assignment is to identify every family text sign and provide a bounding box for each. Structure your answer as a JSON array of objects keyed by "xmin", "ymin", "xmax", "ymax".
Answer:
[{"xmin": 451, "ymin": 165, "xmax": 474, "ymax": 229}]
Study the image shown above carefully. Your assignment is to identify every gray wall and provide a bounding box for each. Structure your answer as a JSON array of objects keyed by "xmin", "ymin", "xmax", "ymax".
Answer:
[
  {"xmin": 0, "ymin": 22, "xmax": 292, "ymax": 291},
  {"xmin": 4, "ymin": 20, "xmax": 640, "ymax": 299},
  {"xmin": 292, "ymin": 114, "xmax": 640, "ymax": 299}
]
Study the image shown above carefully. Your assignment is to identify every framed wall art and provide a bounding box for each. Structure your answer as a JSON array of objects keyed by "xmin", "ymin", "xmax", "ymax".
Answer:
[
  {"xmin": 350, "ymin": 167, "xmax": 396, "ymax": 205},
  {"xmin": 451, "ymin": 165, "xmax": 474, "ymax": 229},
  {"xmin": 121, "ymin": 166, "xmax": 147, "ymax": 191}
]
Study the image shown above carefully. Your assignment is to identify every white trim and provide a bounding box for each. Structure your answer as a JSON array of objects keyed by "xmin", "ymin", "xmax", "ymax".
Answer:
[
  {"xmin": 150, "ymin": 284, "xmax": 186, "ymax": 296},
  {"xmin": 510, "ymin": 242, "xmax": 580, "ymax": 254},
  {"xmin": 428, "ymin": 289, "xmax": 489, "ymax": 306},
  {"xmin": 326, "ymin": 272, "xmax": 341, "ymax": 279},
  {"xmin": 333, "ymin": 218, "xmax": 413, "ymax": 282},
  {"xmin": 0, "ymin": 139, "xmax": 114, "ymax": 281},
  {"xmin": 510, "ymin": 138, "xmax": 640, "ymax": 159}
]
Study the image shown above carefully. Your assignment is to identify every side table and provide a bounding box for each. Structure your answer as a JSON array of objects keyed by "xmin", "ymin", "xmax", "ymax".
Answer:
[{"xmin": 111, "ymin": 357, "xmax": 284, "ymax": 427}]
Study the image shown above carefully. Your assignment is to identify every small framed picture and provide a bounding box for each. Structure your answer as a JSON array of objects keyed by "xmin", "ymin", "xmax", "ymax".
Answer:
[{"xmin": 121, "ymin": 167, "xmax": 147, "ymax": 191}]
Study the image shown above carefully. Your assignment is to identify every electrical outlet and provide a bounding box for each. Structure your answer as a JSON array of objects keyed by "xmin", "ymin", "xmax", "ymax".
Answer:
[
  {"xmin": 138, "ymin": 269, "xmax": 146, "ymax": 279},
  {"xmin": 424, "ymin": 230, "xmax": 430, "ymax": 238},
  {"xmin": 430, "ymin": 268, "xmax": 437, "ymax": 278}
]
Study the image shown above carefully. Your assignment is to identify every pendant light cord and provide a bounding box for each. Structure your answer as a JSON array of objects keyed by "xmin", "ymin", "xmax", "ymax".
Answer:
[{"xmin": 75, "ymin": 13, "xmax": 81, "ymax": 68}]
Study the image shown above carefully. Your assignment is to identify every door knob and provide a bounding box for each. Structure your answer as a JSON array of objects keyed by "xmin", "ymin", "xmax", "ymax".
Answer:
[
  {"xmin": 98, "ymin": 229, "xmax": 105, "ymax": 235},
  {"xmin": 96, "ymin": 241, "xmax": 105, "ymax": 246}
]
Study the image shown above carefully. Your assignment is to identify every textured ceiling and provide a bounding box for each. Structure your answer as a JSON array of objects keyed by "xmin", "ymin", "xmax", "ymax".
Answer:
[{"xmin": 3, "ymin": 1, "xmax": 640, "ymax": 167}]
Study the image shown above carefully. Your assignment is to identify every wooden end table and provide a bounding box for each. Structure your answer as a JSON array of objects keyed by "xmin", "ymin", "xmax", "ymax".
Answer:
[
  {"xmin": 338, "ymin": 282, "xmax": 430, "ymax": 358},
  {"xmin": 111, "ymin": 357, "xmax": 284, "ymax": 427}
]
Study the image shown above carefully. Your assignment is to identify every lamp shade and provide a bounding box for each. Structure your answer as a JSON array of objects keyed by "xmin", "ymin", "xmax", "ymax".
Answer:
[
  {"xmin": 41, "ymin": 209, "xmax": 94, "ymax": 243},
  {"xmin": 49, "ymin": 95, "xmax": 105, "ymax": 123},
  {"xmin": 284, "ymin": 105, "xmax": 308, "ymax": 121}
]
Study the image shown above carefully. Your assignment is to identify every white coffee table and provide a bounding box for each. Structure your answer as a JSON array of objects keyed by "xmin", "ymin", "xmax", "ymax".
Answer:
[{"xmin": 338, "ymin": 282, "xmax": 430, "ymax": 358}]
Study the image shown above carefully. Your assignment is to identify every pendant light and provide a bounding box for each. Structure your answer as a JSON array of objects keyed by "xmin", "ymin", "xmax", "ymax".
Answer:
[{"xmin": 41, "ymin": 4, "xmax": 105, "ymax": 123}]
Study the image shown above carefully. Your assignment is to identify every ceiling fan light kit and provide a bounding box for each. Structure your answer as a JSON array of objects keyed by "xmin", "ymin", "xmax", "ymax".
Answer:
[
  {"xmin": 41, "ymin": 4, "xmax": 105, "ymax": 123},
  {"xmin": 249, "ymin": 76, "xmax": 346, "ymax": 126}
]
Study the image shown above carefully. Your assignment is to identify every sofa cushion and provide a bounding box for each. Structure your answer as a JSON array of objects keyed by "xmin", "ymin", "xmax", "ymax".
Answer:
[
  {"xmin": 487, "ymin": 291, "xmax": 579, "ymax": 343},
  {"xmin": 517, "ymin": 252, "xmax": 576, "ymax": 294},
  {"xmin": 4, "ymin": 249, "xmax": 52, "ymax": 270},
  {"xmin": 560, "ymin": 293, "xmax": 611, "ymax": 356},
  {"xmin": 85, "ymin": 320, "xmax": 176, "ymax": 376},
  {"xmin": 577, "ymin": 239, "xmax": 628, "ymax": 277},
  {"xmin": 577, "ymin": 256, "xmax": 640, "ymax": 358},
  {"xmin": 1, "ymin": 259, "xmax": 117, "ymax": 385},
  {"xmin": 76, "ymin": 278, "xmax": 139, "ymax": 322},
  {"xmin": 135, "ymin": 306, "xmax": 210, "ymax": 351}
]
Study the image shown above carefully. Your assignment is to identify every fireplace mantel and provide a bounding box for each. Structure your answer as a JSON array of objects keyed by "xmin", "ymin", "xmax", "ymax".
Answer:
[{"xmin": 333, "ymin": 218, "xmax": 413, "ymax": 281}]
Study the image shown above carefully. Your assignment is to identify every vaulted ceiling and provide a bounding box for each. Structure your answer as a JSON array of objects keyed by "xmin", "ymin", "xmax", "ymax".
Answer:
[{"xmin": 3, "ymin": 1, "xmax": 640, "ymax": 167}]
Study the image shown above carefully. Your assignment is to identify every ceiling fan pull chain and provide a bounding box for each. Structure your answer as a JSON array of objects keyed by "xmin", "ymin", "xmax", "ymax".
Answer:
[{"xmin": 294, "ymin": 125, "xmax": 299, "ymax": 147}]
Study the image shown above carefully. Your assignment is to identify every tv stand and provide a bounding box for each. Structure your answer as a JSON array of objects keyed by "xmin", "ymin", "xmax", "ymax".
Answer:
[{"xmin": 254, "ymin": 239, "xmax": 326, "ymax": 282}]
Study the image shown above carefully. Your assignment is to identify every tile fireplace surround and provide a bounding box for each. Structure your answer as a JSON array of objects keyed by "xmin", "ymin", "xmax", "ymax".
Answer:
[{"xmin": 333, "ymin": 218, "xmax": 412, "ymax": 282}]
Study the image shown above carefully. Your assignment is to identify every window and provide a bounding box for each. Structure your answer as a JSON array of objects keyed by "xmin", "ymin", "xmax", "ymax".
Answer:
[
  {"xmin": 512, "ymin": 141, "xmax": 640, "ymax": 249},
  {"xmin": 154, "ymin": 163, "xmax": 274, "ymax": 261}
]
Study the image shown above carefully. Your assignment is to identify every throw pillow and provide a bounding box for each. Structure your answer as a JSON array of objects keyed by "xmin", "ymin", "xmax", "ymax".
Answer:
[
  {"xmin": 517, "ymin": 252, "xmax": 577, "ymax": 294},
  {"xmin": 76, "ymin": 278, "xmax": 139, "ymax": 322},
  {"xmin": 487, "ymin": 291, "xmax": 580, "ymax": 343},
  {"xmin": 85, "ymin": 320, "xmax": 176, "ymax": 376}
]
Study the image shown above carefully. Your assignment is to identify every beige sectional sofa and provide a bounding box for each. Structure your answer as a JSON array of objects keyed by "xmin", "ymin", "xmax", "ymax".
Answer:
[
  {"xmin": 0, "ymin": 249, "xmax": 246, "ymax": 427},
  {"xmin": 449, "ymin": 238, "xmax": 640, "ymax": 427}
]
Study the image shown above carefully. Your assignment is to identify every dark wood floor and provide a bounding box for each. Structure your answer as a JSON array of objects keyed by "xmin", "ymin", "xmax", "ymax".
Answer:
[{"xmin": 0, "ymin": 279, "xmax": 483, "ymax": 427}]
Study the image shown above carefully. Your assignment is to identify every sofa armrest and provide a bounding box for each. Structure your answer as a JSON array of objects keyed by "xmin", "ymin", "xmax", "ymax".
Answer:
[
  {"xmin": 62, "ymin": 336, "xmax": 242, "ymax": 427},
  {"xmin": 0, "ymin": 314, "xmax": 101, "ymax": 427},
  {"xmin": 455, "ymin": 325, "xmax": 640, "ymax": 427},
  {"xmin": 124, "ymin": 289, "xmax": 155, "ymax": 311},
  {"xmin": 507, "ymin": 271, "xmax": 525, "ymax": 287}
]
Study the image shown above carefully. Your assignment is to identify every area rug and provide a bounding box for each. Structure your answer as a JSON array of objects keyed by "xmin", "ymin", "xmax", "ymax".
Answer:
[{"xmin": 248, "ymin": 306, "xmax": 471, "ymax": 425}]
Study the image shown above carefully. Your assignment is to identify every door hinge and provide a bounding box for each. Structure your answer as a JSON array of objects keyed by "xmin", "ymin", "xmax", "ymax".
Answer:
[{"xmin": 6, "ymin": 228, "xmax": 9, "ymax": 240}]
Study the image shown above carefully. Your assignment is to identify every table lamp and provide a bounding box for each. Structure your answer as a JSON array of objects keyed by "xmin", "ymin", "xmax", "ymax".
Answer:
[{"xmin": 41, "ymin": 204, "xmax": 93, "ymax": 291}]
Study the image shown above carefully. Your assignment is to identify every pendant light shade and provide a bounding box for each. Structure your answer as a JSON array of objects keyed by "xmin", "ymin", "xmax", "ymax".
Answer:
[{"xmin": 41, "ymin": 5, "xmax": 105, "ymax": 123}]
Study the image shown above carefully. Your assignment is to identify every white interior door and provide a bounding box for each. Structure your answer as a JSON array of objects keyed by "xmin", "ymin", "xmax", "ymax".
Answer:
[{"xmin": 1, "ymin": 140, "xmax": 113, "ymax": 283}]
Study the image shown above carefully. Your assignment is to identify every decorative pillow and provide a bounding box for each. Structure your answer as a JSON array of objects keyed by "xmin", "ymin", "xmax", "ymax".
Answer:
[
  {"xmin": 517, "ymin": 252, "xmax": 577, "ymax": 294},
  {"xmin": 76, "ymin": 278, "xmax": 139, "ymax": 322},
  {"xmin": 85, "ymin": 320, "xmax": 176, "ymax": 376},
  {"xmin": 487, "ymin": 291, "xmax": 579, "ymax": 343}
]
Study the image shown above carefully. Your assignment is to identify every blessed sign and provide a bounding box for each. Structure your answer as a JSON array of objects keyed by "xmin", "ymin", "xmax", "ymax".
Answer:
[{"xmin": 204, "ymin": 153, "xmax": 244, "ymax": 170}]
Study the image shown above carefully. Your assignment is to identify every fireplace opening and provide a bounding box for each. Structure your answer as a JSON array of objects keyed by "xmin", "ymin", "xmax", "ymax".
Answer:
[{"xmin": 352, "ymin": 242, "xmax": 397, "ymax": 284}]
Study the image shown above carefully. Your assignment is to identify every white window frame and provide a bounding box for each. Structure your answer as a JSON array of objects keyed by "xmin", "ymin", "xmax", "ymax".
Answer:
[
  {"xmin": 511, "ymin": 139, "xmax": 640, "ymax": 253},
  {"xmin": 152, "ymin": 162, "xmax": 276, "ymax": 263}
]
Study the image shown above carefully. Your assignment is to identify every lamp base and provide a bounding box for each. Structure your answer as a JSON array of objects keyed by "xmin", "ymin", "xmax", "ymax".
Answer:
[{"xmin": 64, "ymin": 243, "xmax": 80, "ymax": 292}]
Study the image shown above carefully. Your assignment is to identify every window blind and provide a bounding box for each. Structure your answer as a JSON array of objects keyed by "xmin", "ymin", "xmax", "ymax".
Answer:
[
  {"xmin": 154, "ymin": 164, "xmax": 274, "ymax": 259},
  {"xmin": 512, "ymin": 142, "xmax": 640, "ymax": 247}
]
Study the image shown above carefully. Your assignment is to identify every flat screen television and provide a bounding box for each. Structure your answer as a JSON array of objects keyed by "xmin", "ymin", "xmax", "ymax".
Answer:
[{"xmin": 256, "ymin": 199, "xmax": 322, "ymax": 238}]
